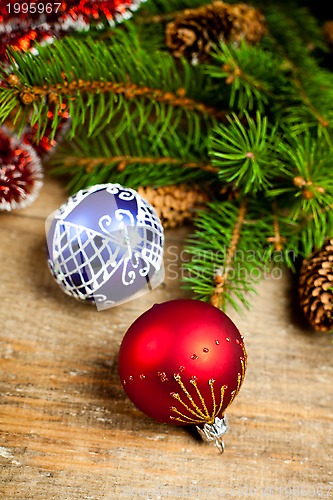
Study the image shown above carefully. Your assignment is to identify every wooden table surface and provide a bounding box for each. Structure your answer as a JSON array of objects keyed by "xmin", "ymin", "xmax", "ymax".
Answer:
[{"xmin": 0, "ymin": 177, "xmax": 332, "ymax": 500}]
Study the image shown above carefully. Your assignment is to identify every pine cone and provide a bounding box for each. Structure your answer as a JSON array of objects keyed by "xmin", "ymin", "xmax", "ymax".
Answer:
[
  {"xmin": 165, "ymin": 1, "xmax": 267, "ymax": 63},
  {"xmin": 137, "ymin": 184, "xmax": 209, "ymax": 229},
  {"xmin": 299, "ymin": 239, "xmax": 333, "ymax": 332}
]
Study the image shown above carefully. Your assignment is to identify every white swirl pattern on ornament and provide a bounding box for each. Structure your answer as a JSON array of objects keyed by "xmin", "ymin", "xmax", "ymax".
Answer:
[
  {"xmin": 98, "ymin": 215, "xmax": 113, "ymax": 234},
  {"xmin": 93, "ymin": 294, "xmax": 116, "ymax": 306},
  {"xmin": 114, "ymin": 209, "xmax": 136, "ymax": 228}
]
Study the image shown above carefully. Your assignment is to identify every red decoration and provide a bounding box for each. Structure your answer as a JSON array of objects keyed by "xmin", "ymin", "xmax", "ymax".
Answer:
[
  {"xmin": 0, "ymin": 1, "xmax": 144, "ymax": 62},
  {"xmin": 0, "ymin": 1, "xmax": 143, "ymax": 27},
  {"xmin": 119, "ymin": 299, "xmax": 247, "ymax": 450},
  {"xmin": 0, "ymin": 127, "xmax": 43, "ymax": 211},
  {"xmin": 0, "ymin": 28, "xmax": 54, "ymax": 63},
  {"xmin": 23, "ymin": 105, "xmax": 71, "ymax": 158}
]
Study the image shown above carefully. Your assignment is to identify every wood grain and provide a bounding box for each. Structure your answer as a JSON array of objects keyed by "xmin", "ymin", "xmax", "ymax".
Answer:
[{"xmin": 0, "ymin": 177, "xmax": 332, "ymax": 499}]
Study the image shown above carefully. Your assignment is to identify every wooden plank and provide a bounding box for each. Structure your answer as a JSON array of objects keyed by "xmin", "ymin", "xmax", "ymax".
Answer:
[{"xmin": 0, "ymin": 178, "xmax": 332, "ymax": 499}]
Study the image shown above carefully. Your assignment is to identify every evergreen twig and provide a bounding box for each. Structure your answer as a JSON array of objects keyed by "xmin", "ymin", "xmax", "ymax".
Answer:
[
  {"xmin": 2, "ymin": 0, "xmax": 333, "ymax": 316},
  {"xmin": 210, "ymin": 198, "xmax": 248, "ymax": 309}
]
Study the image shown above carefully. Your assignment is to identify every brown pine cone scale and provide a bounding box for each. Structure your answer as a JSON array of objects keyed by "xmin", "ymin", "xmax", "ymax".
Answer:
[
  {"xmin": 137, "ymin": 183, "xmax": 209, "ymax": 229},
  {"xmin": 299, "ymin": 239, "xmax": 333, "ymax": 332}
]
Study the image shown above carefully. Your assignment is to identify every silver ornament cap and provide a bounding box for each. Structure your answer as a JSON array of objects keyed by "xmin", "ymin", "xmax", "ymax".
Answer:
[{"xmin": 196, "ymin": 415, "xmax": 229, "ymax": 453}]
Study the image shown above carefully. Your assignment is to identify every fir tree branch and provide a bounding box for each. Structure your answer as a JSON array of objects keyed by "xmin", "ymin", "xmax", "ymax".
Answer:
[
  {"xmin": 0, "ymin": 35, "xmax": 228, "ymax": 139},
  {"xmin": 2, "ymin": 0, "xmax": 333, "ymax": 318},
  {"xmin": 183, "ymin": 200, "xmax": 268, "ymax": 311},
  {"xmin": 209, "ymin": 111, "xmax": 284, "ymax": 194},
  {"xmin": 263, "ymin": 10, "xmax": 332, "ymax": 133},
  {"xmin": 210, "ymin": 198, "xmax": 248, "ymax": 309},
  {"xmin": 292, "ymin": 78, "xmax": 329, "ymax": 129},
  {"xmin": 61, "ymin": 154, "xmax": 217, "ymax": 175},
  {"xmin": 183, "ymin": 197, "xmax": 304, "ymax": 311},
  {"xmin": 295, "ymin": 203, "xmax": 333, "ymax": 257},
  {"xmin": 268, "ymin": 133, "xmax": 333, "ymax": 220},
  {"xmin": 262, "ymin": 132, "xmax": 333, "ymax": 256},
  {"xmin": 49, "ymin": 123, "xmax": 217, "ymax": 191},
  {"xmin": 206, "ymin": 42, "xmax": 283, "ymax": 112},
  {"xmin": 266, "ymin": 201, "xmax": 286, "ymax": 252},
  {"xmin": 8, "ymin": 78, "xmax": 225, "ymax": 121}
]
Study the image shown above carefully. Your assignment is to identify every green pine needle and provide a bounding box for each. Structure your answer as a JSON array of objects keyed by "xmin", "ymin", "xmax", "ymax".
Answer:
[
  {"xmin": 210, "ymin": 111, "xmax": 283, "ymax": 194},
  {"xmin": 0, "ymin": 33, "xmax": 222, "ymax": 140},
  {"xmin": 183, "ymin": 199, "xmax": 299, "ymax": 311},
  {"xmin": 206, "ymin": 41, "xmax": 284, "ymax": 112},
  {"xmin": 49, "ymin": 123, "xmax": 216, "ymax": 192}
]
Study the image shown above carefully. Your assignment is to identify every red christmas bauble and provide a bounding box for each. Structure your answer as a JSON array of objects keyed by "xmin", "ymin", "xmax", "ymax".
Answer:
[{"xmin": 119, "ymin": 300, "xmax": 247, "ymax": 431}]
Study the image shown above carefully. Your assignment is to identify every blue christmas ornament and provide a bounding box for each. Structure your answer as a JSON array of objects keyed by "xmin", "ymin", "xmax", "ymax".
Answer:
[{"xmin": 46, "ymin": 184, "xmax": 164, "ymax": 310}]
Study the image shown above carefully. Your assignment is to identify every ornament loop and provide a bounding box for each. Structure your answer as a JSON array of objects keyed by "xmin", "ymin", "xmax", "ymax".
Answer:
[{"xmin": 196, "ymin": 415, "xmax": 229, "ymax": 454}]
